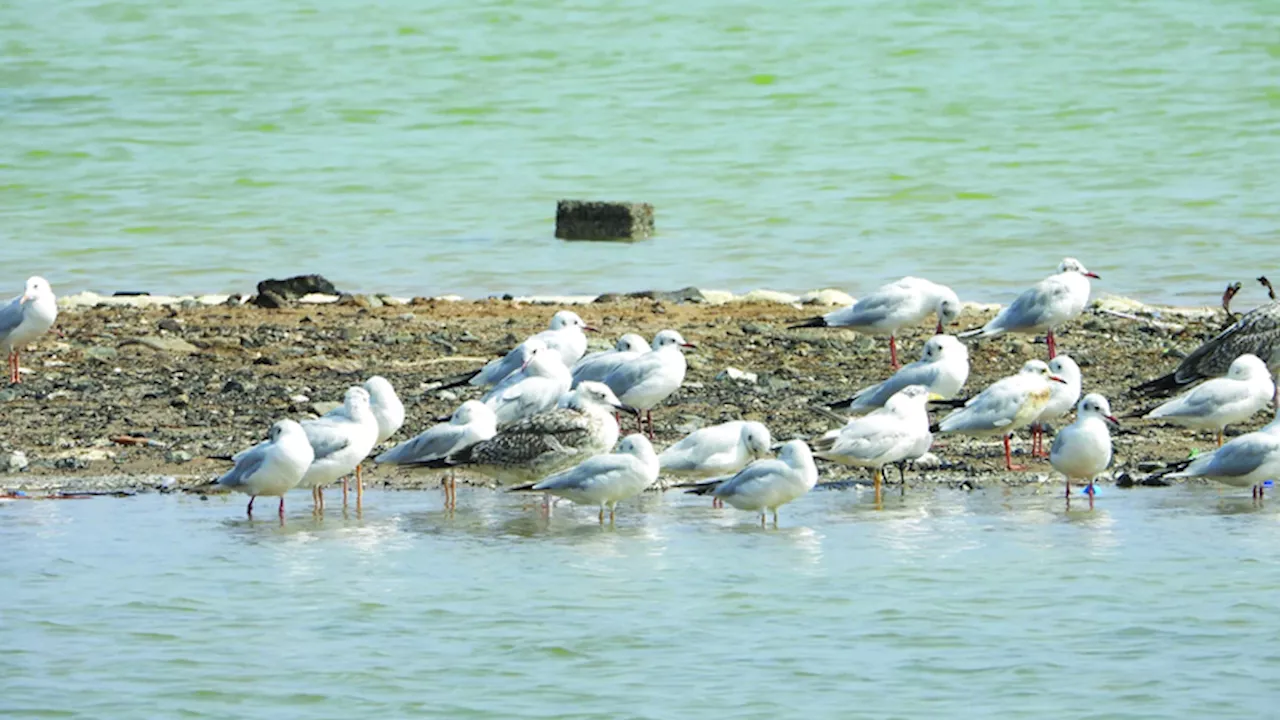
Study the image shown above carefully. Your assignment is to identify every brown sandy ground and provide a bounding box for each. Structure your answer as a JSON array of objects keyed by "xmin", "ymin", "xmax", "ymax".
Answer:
[{"xmin": 0, "ymin": 295, "xmax": 1257, "ymax": 497}]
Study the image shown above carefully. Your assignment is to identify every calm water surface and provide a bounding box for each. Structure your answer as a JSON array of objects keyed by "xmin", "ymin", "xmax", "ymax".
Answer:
[
  {"xmin": 2, "ymin": 486, "xmax": 1278, "ymax": 718},
  {"xmin": 3, "ymin": 0, "xmax": 1280, "ymax": 302}
]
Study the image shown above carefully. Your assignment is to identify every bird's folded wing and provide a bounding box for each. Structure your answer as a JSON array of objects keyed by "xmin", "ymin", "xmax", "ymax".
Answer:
[
  {"xmin": 0, "ymin": 296, "xmax": 24, "ymax": 336},
  {"xmin": 302, "ymin": 419, "xmax": 353, "ymax": 460},
  {"xmin": 218, "ymin": 445, "xmax": 268, "ymax": 487}
]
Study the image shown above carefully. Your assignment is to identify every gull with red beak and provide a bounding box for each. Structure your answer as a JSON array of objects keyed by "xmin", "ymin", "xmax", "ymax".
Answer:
[
  {"xmin": 937, "ymin": 360, "xmax": 1069, "ymax": 471},
  {"xmin": 790, "ymin": 277, "xmax": 961, "ymax": 369},
  {"xmin": 0, "ymin": 276, "xmax": 58, "ymax": 385},
  {"xmin": 961, "ymin": 258, "xmax": 1098, "ymax": 360},
  {"xmin": 481, "ymin": 344, "xmax": 572, "ymax": 427},
  {"xmin": 603, "ymin": 329, "xmax": 695, "ymax": 440},
  {"xmin": 1050, "ymin": 393, "xmax": 1119, "ymax": 502}
]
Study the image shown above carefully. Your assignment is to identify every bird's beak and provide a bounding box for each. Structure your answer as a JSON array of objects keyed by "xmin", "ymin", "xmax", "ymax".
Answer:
[
  {"xmin": 435, "ymin": 414, "xmax": 452, "ymax": 422},
  {"xmin": 1084, "ymin": 271, "xmax": 1100, "ymax": 279},
  {"xmin": 680, "ymin": 342, "xmax": 697, "ymax": 351},
  {"xmin": 584, "ymin": 325, "xmax": 600, "ymax": 333},
  {"xmin": 769, "ymin": 442, "xmax": 785, "ymax": 451},
  {"xmin": 1049, "ymin": 375, "xmax": 1068, "ymax": 384},
  {"xmin": 19, "ymin": 293, "xmax": 32, "ymax": 305},
  {"xmin": 616, "ymin": 403, "xmax": 640, "ymax": 416},
  {"xmin": 520, "ymin": 357, "xmax": 533, "ymax": 372},
  {"xmin": 927, "ymin": 392, "xmax": 946, "ymax": 401},
  {"xmin": 1105, "ymin": 415, "xmax": 1120, "ymax": 428}
]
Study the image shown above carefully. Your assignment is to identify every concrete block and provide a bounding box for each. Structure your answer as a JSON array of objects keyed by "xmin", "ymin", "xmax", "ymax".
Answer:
[{"xmin": 555, "ymin": 200, "xmax": 653, "ymax": 240}]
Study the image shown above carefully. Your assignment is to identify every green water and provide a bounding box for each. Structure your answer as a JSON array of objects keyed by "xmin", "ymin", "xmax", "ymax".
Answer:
[
  {"xmin": 2, "ymin": 487, "xmax": 1278, "ymax": 717},
  {"xmin": 3, "ymin": 0, "xmax": 1279, "ymax": 302}
]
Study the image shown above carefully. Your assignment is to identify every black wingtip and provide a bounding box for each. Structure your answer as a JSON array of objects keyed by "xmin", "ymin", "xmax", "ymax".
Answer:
[
  {"xmin": 207, "ymin": 455, "xmax": 234, "ymax": 463},
  {"xmin": 506, "ymin": 482, "xmax": 539, "ymax": 492},
  {"xmin": 434, "ymin": 369, "xmax": 482, "ymax": 390},
  {"xmin": 927, "ymin": 397, "xmax": 968, "ymax": 409},
  {"xmin": 683, "ymin": 484, "xmax": 718, "ymax": 496},
  {"xmin": 788, "ymin": 316, "xmax": 828, "ymax": 330},
  {"xmin": 824, "ymin": 398, "xmax": 850, "ymax": 410},
  {"xmin": 1130, "ymin": 371, "xmax": 1183, "ymax": 398},
  {"xmin": 928, "ymin": 422, "xmax": 941, "ymax": 433}
]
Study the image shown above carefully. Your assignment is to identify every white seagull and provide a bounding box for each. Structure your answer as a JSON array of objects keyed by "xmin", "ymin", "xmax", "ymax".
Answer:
[
  {"xmin": 695, "ymin": 440, "xmax": 819, "ymax": 526},
  {"xmin": 1144, "ymin": 353, "xmax": 1274, "ymax": 446},
  {"xmin": 460, "ymin": 310, "xmax": 597, "ymax": 389},
  {"xmin": 571, "ymin": 333, "xmax": 652, "ymax": 388},
  {"xmin": 603, "ymin": 329, "xmax": 695, "ymax": 439},
  {"xmin": 519, "ymin": 434, "xmax": 661, "ymax": 523},
  {"xmin": 659, "ymin": 420, "xmax": 773, "ymax": 508},
  {"xmin": 416, "ymin": 382, "xmax": 634, "ymax": 487},
  {"xmin": 296, "ymin": 386, "xmax": 381, "ymax": 511},
  {"xmin": 1030, "ymin": 354, "xmax": 1082, "ymax": 458},
  {"xmin": 962, "ymin": 258, "xmax": 1098, "ymax": 359},
  {"xmin": 212, "ymin": 420, "xmax": 315, "ymax": 519},
  {"xmin": 813, "ymin": 385, "xmax": 934, "ymax": 502},
  {"xmin": 336, "ymin": 375, "xmax": 405, "ymax": 505},
  {"xmin": 376, "ymin": 400, "xmax": 498, "ymax": 509},
  {"xmin": 0, "ymin": 276, "xmax": 58, "ymax": 385},
  {"xmin": 938, "ymin": 361, "xmax": 1067, "ymax": 471},
  {"xmin": 1167, "ymin": 414, "xmax": 1280, "ymax": 500},
  {"xmin": 829, "ymin": 334, "xmax": 970, "ymax": 414},
  {"xmin": 1049, "ymin": 393, "xmax": 1119, "ymax": 500},
  {"xmin": 482, "ymin": 344, "xmax": 573, "ymax": 427},
  {"xmin": 790, "ymin": 277, "xmax": 961, "ymax": 368}
]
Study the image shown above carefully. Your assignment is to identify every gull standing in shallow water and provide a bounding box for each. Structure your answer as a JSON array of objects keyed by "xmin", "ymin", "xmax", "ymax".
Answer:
[
  {"xmin": 1049, "ymin": 394, "xmax": 1118, "ymax": 503},
  {"xmin": 813, "ymin": 385, "xmax": 934, "ymax": 503},
  {"xmin": 482, "ymin": 345, "xmax": 573, "ymax": 427},
  {"xmin": 212, "ymin": 420, "xmax": 315, "ymax": 519},
  {"xmin": 376, "ymin": 401, "xmax": 498, "ymax": 509},
  {"xmin": 603, "ymin": 329, "xmax": 695, "ymax": 439},
  {"xmin": 0, "ymin": 276, "xmax": 58, "ymax": 385},
  {"xmin": 961, "ymin": 258, "xmax": 1098, "ymax": 359},
  {"xmin": 828, "ymin": 334, "xmax": 969, "ymax": 414},
  {"xmin": 1029, "ymin": 354, "xmax": 1082, "ymax": 458},
  {"xmin": 659, "ymin": 420, "xmax": 773, "ymax": 508},
  {"xmin": 1167, "ymin": 411, "xmax": 1280, "ymax": 500},
  {"xmin": 296, "ymin": 386, "xmax": 381, "ymax": 511},
  {"xmin": 513, "ymin": 434, "xmax": 660, "ymax": 523},
  {"xmin": 1143, "ymin": 353, "xmax": 1274, "ymax": 447},
  {"xmin": 413, "ymin": 382, "xmax": 634, "ymax": 488},
  {"xmin": 338, "ymin": 376, "xmax": 404, "ymax": 506},
  {"xmin": 790, "ymin": 277, "xmax": 961, "ymax": 368},
  {"xmin": 690, "ymin": 440, "xmax": 819, "ymax": 526},
  {"xmin": 571, "ymin": 333, "xmax": 651, "ymax": 387},
  {"xmin": 938, "ymin": 361, "xmax": 1067, "ymax": 471}
]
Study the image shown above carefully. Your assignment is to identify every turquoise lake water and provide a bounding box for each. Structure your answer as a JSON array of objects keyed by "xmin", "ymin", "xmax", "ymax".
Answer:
[
  {"xmin": 3, "ymin": 0, "xmax": 1279, "ymax": 303},
  {"xmin": 2, "ymin": 486, "xmax": 1278, "ymax": 718}
]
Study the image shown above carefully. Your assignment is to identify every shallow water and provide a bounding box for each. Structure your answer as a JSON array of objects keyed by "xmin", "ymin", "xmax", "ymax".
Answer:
[
  {"xmin": 4, "ymin": 0, "xmax": 1280, "ymax": 303},
  {"xmin": 3, "ymin": 485, "xmax": 1278, "ymax": 718}
]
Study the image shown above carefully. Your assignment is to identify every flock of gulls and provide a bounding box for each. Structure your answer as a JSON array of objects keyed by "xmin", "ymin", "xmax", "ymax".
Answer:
[{"xmin": 5, "ymin": 260, "xmax": 1280, "ymax": 525}]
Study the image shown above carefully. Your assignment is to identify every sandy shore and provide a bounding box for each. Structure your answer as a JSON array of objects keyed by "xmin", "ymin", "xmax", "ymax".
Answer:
[{"xmin": 0, "ymin": 288, "xmax": 1253, "ymax": 497}]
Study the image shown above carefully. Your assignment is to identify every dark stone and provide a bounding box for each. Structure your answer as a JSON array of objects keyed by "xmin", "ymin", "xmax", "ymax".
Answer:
[
  {"xmin": 257, "ymin": 274, "xmax": 339, "ymax": 299},
  {"xmin": 221, "ymin": 379, "xmax": 246, "ymax": 393},
  {"xmin": 625, "ymin": 287, "xmax": 705, "ymax": 304},
  {"xmin": 555, "ymin": 200, "xmax": 654, "ymax": 241},
  {"xmin": 251, "ymin": 290, "xmax": 289, "ymax": 309},
  {"xmin": 112, "ymin": 291, "xmax": 151, "ymax": 297},
  {"xmin": 158, "ymin": 318, "xmax": 182, "ymax": 332}
]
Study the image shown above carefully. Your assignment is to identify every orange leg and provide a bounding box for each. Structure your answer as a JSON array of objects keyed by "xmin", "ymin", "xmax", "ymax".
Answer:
[
  {"xmin": 889, "ymin": 335, "xmax": 900, "ymax": 369},
  {"xmin": 1004, "ymin": 436, "xmax": 1027, "ymax": 472}
]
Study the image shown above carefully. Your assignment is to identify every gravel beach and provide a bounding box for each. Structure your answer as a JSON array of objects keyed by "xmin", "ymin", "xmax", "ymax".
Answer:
[{"xmin": 0, "ymin": 289, "xmax": 1259, "ymax": 497}]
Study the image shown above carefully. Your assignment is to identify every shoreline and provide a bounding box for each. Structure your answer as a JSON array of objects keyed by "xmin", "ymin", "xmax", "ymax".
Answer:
[{"xmin": 0, "ymin": 290, "xmax": 1254, "ymax": 498}]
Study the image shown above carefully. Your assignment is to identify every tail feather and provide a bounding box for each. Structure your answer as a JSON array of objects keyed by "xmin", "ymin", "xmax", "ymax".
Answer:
[
  {"xmin": 927, "ymin": 397, "xmax": 968, "ymax": 409},
  {"xmin": 506, "ymin": 482, "xmax": 540, "ymax": 492},
  {"xmin": 207, "ymin": 455, "xmax": 235, "ymax": 463},
  {"xmin": 1130, "ymin": 371, "xmax": 1184, "ymax": 398},
  {"xmin": 683, "ymin": 483, "xmax": 720, "ymax": 496},
  {"xmin": 788, "ymin": 316, "xmax": 828, "ymax": 330},
  {"xmin": 956, "ymin": 326, "xmax": 985, "ymax": 339},
  {"xmin": 434, "ymin": 369, "xmax": 482, "ymax": 390},
  {"xmin": 406, "ymin": 444, "xmax": 473, "ymax": 470}
]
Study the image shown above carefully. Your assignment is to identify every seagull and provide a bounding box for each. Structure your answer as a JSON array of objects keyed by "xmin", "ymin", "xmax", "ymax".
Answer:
[
  {"xmin": 1143, "ymin": 353, "xmax": 1275, "ymax": 446},
  {"xmin": 827, "ymin": 334, "xmax": 969, "ymax": 414},
  {"xmin": 447, "ymin": 310, "xmax": 598, "ymax": 390},
  {"xmin": 603, "ymin": 329, "xmax": 695, "ymax": 439},
  {"xmin": 960, "ymin": 258, "xmax": 1098, "ymax": 359},
  {"xmin": 1133, "ymin": 291, "xmax": 1280, "ymax": 398},
  {"xmin": 1030, "ymin": 354, "xmax": 1082, "ymax": 458},
  {"xmin": 413, "ymin": 382, "xmax": 636, "ymax": 487},
  {"xmin": 513, "ymin": 434, "xmax": 660, "ymax": 523},
  {"xmin": 1167, "ymin": 414, "xmax": 1280, "ymax": 500},
  {"xmin": 1049, "ymin": 393, "xmax": 1119, "ymax": 501},
  {"xmin": 659, "ymin": 420, "xmax": 773, "ymax": 508},
  {"xmin": 813, "ymin": 385, "xmax": 934, "ymax": 503},
  {"xmin": 376, "ymin": 400, "xmax": 497, "ymax": 509},
  {"xmin": 211, "ymin": 420, "xmax": 315, "ymax": 519},
  {"xmin": 336, "ymin": 376, "xmax": 404, "ymax": 506},
  {"xmin": 789, "ymin": 277, "xmax": 961, "ymax": 368},
  {"xmin": 688, "ymin": 440, "xmax": 819, "ymax": 526},
  {"xmin": 571, "ymin": 333, "xmax": 651, "ymax": 387},
  {"xmin": 482, "ymin": 344, "xmax": 573, "ymax": 427},
  {"xmin": 937, "ymin": 361, "xmax": 1068, "ymax": 471},
  {"xmin": 296, "ymin": 386, "xmax": 381, "ymax": 511},
  {"xmin": 0, "ymin": 276, "xmax": 58, "ymax": 385}
]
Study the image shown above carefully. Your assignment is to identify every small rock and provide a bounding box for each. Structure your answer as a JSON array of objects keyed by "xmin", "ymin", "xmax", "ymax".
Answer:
[
  {"xmin": 716, "ymin": 367, "xmax": 759, "ymax": 384},
  {"xmin": 257, "ymin": 274, "xmax": 339, "ymax": 300},
  {"xmin": 221, "ymin": 380, "xmax": 246, "ymax": 394},
  {"xmin": 798, "ymin": 288, "xmax": 855, "ymax": 307},
  {"xmin": 120, "ymin": 336, "xmax": 201, "ymax": 355},
  {"xmin": 54, "ymin": 456, "xmax": 90, "ymax": 470},
  {"xmin": 311, "ymin": 401, "xmax": 342, "ymax": 416},
  {"xmin": 166, "ymin": 450, "xmax": 193, "ymax": 464},
  {"xmin": 397, "ymin": 313, "xmax": 416, "ymax": 322},
  {"xmin": 170, "ymin": 393, "xmax": 191, "ymax": 408},
  {"xmin": 740, "ymin": 322, "xmax": 769, "ymax": 335},
  {"xmin": 626, "ymin": 287, "xmax": 706, "ymax": 304},
  {"xmin": 4, "ymin": 450, "xmax": 29, "ymax": 474},
  {"xmin": 0, "ymin": 389, "xmax": 19, "ymax": 403},
  {"xmin": 437, "ymin": 389, "xmax": 459, "ymax": 402},
  {"xmin": 290, "ymin": 394, "xmax": 310, "ymax": 404},
  {"xmin": 252, "ymin": 290, "xmax": 289, "ymax": 309},
  {"xmin": 85, "ymin": 346, "xmax": 119, "ymax": 363},
  {"xmin": 158, "ymin": 318, "xmax": 183, "ymax": 332}
]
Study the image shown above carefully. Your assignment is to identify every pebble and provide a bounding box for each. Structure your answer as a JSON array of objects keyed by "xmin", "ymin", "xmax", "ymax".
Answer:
[
  {"xmin": 717, "ymin": 367, "xmax": 758, "ymax": 384},
  {"xmin": 4, "ymin": 451, "xmax": 29, "ymax": 474},
  {"xmin": 165, "ymin": 450, "xmax": 193, "ymax": 464}
]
